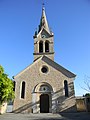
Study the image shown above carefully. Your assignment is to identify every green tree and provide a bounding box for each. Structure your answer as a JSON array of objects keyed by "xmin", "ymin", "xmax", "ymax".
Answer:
[
  {"xmin": 0, "ymin": 65, "xmax": 14, "ymax": 105},
  {"xmin": 85, "ymin": 93, "xmax": 90, "ymax": 97}
]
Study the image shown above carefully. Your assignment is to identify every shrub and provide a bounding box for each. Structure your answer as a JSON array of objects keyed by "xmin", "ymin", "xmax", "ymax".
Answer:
[{"xmin": 0, "ymin": 65, "xmax": 14, "ymax": 105}]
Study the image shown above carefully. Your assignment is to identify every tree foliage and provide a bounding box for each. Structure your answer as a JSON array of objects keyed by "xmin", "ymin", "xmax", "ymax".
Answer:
[
  {"xmin": 85, "ymin": 93, "xmax": 90, "ymax": 97},
  {"xmin": 0, "ymin": 65, "xmax": 14, "ymax": 105}
]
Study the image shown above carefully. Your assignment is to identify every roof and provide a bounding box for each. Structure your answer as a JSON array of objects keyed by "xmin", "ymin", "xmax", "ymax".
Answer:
[
  {"xmin": 14, "ymin": 56, "xmax": 76, "ymax": 78},
  {"xmin": 42, "ymin": 56, "xmax": 76, "ymax": 78},
  {"xmin": 34, "ymin": 6, "xmax": 53, "ymax": 38},
  {"xmin": 38, "ymin": 7, "xmax": 50, "ymax": 34}
]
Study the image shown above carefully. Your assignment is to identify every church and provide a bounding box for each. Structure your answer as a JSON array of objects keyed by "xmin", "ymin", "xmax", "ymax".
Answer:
[{"xmin": 13, "ymin": 6, "xmax": 76, "ymax": 113}]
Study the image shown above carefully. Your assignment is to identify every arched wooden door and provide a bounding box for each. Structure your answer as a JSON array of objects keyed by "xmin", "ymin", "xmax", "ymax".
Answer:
[{"xmin": 40, "ymin": 94, "xmax": 49, "ymax": 113}]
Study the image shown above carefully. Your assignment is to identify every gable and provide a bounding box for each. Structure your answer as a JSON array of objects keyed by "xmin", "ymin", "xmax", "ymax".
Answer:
[
  {"xmin": 41, "ymin": 29, "xmax": 51, "ymax": 38},
  {"xmin": 42, "ymin": 56, "xmax": 76, "ymax": 78},
  {"xmin": 37, "ymin": 27, "xmax": 53, "ymax": 39},
  {"xmin": 14, "ymin": 57, "xmax": 42, "ymax": 79},
  {"xmin": 14, "ymin": 56, "xmax": 76, "ymax": 79}
]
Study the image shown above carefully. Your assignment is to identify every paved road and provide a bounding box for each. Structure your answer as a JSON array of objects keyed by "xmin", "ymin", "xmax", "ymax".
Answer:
[{"xmin": 0, "ymin": 112, "xmax": 90, "ymax": 120}]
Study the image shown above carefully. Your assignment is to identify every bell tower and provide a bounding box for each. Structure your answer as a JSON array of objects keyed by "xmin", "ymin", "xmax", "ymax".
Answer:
[{"xmin": 33, "ymin": 6, "xmax": 54, "ymax": 61}]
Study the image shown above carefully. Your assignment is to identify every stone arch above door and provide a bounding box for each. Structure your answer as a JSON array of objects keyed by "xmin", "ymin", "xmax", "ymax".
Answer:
[
  {"xmin": 32, "ymin": 82, "xmax": 53, "ymax": 113},
  {"xmin": 33, "ymin": 82, "xmax": 53, "ymax": 93}
]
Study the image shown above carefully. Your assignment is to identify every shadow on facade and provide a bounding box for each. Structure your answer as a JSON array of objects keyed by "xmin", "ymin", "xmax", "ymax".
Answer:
[
  {"xmin": 13, "ymin": 82, "xmax": 76, "ymax": 113},
  {"xmin": 52, "ymin": 82, "xmax": 76, "ymax": 113},
  {"xmin": 12, "ymin": 101, "xmax": 39, "ymax": 113}
]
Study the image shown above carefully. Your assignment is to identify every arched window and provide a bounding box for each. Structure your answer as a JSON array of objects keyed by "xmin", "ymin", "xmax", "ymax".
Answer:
[
  {"xmin": 64, "ymin": 80, "xmax": 69, "ymax": 97},
  {"xmin": 13, "ymin": 81, "xmax": 16, "ymax": 91},
  {"xmin": 45, "ymin": 41, "xmax": 49, "ymax": 52},
  {"xmin": 39, "ymin": 41, "xmax": 43, "ymax": 53},
  {"xmin": 21, "ymin": 81, "xmax": 25, "ymax": 99}
]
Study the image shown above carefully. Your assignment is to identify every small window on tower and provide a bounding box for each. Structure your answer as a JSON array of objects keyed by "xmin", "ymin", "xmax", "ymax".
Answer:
[
  {"xmin": 39, "ymin": 41, "xmax": 43, "ymax": 53},
  {"xmin": 45, "ymin": 41, "xmax": 49, "ymax": 52}
]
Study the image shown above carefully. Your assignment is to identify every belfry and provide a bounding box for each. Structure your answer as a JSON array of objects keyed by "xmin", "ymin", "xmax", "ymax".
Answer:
[
  {"xmin": 13, "ymin": 5, "xmax": 76, "ymax": 113},
  {"xmin": 33, "ymin": 6, "xmax": 54, "ymax": 61}
]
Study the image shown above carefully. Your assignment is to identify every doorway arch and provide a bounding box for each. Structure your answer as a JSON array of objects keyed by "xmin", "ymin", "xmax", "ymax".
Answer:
[
  {"xmin": 32, "ymin": 82, "xmax": 53, "ymax": 113},
  {"xmin": 40, "ymin": 94, "xmax": 49, "ymax": 113}
]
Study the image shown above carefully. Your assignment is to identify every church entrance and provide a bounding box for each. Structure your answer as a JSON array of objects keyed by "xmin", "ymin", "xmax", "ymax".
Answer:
[
  {"xmin": 32, "ymin": 82, "xmax": 53, "ymax": 113},
  {"xmin": 40, "ymin": 94, "xmax": 49, "ymax": 113}
]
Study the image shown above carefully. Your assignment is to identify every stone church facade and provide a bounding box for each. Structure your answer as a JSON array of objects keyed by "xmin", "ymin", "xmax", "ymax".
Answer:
[{"xmin": 13, "ymin": 6, "xmax": 76, "ymax": 113}]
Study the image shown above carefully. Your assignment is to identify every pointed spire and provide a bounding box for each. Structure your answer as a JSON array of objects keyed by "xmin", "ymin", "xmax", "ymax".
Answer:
[{"xmin": 38, "ymin": 4, "xmax": 50, "ymax": 34}]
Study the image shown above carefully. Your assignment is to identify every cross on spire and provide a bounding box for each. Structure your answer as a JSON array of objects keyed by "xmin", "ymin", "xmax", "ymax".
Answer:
[
  {"xmin": 38, "ymin": 3, "xmax": 50, "ymax": 34},
  {"xmin": 42, "ymin": 0, "xmax": 45, "ymax": 9},
  {"xmin": 42, "ymin": 2, "xmax": 45, "ymax": 8}
]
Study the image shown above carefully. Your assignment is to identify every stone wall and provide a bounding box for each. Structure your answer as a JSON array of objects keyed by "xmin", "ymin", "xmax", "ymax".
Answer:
[
  {"xmin": 13, "ymin": 58, "xmax": 76, "ymax": 113},
  {"xmin": 76, "ymin": 97, "xmax": 86, "ymax": 112}
]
